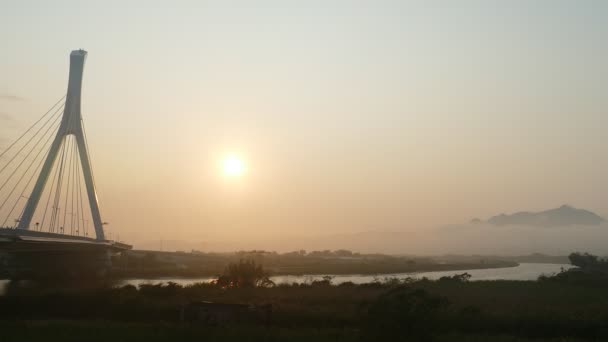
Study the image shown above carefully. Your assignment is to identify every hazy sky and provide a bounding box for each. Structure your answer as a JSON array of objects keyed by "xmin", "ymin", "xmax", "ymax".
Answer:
[{"xmin": 0, "ymin": 1, "xmax": 607, "ymax": 249}]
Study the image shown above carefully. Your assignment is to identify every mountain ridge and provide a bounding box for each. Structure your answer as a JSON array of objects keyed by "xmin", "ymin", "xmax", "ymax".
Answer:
[{"xmin": 484, "ymin": 205, "xmax": 604, "ymax": 227}]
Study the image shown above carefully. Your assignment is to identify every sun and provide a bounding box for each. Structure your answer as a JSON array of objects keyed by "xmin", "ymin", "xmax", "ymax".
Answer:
[{"xmin": 222, "ymin": 154, "xmax": 246, "ymax": 177}]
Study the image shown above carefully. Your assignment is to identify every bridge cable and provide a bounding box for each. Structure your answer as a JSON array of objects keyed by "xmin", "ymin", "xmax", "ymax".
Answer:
[
  {"xmin": 73, "ymin": 137, "xmax": 80, "ymax": 235},
  {"xmin": 0, "ymin": 108, "xmax": 64, "ymax": 228},
  {"xmin": 49, "ymin": 91, "xmax": 84, "ymax": 235},
  {"xmin": 75, "ymin": 156, "xmax": 81, "ymax": 235},
  {"xmin": 80, "ymin": 115, "xmax": 100, "ymax": 237},
  {"xmin": 48, "ymin": 135, "xmax": 70, "ymax": 233},
  {"xmin": 1, "ymin": 123, "xmax": 59, "ymax": 228},
  {"xmin": 58, "ymin": 136, "xmax": 74, "ymax": 234},
  {"xmin": 76, "ymin": 153, "xmax": 86, "ymax": 236},
  {"xmin": 0, "ymin": 102, "xmax": 65, "ymax": 178},
  {"xmin": 0, "ymin": 107, "xmax": 63, "ymax": 195},
  {"xmin": 5, "ymin": 120, "xmax": 58, "ymax": 229},
  {"xmin": 61, "ymin": 136, "xmax": 72, "ymax": 233},
  {"xmin": 0, "ymin": 95, "xmax": 65, "ymax": 162},
  {"xmin": 69, "ymin": 139, "xmax": 77, "ymax": 235},
  {"xmin": 0, "ymin": 108, "xmax": 62, "ymax": 203},
  {"xmin": 73, "ymin": 149, "xmax": 81, "ymax": 235},
  {"xmin": 80, "ymin": 117, "xmax": 97, "ymax": 188},
  {"xmin": 8, "ymin": 122, "xmax": 59, "ymax": 229},
  {"xmin": 72, "ymin": 140, "xmax": 86, "ymax": 236},
  {"xmin": 0, "ymin": 116, "xmax": 63, "ymax": 227},
  {"xmin": 62, "ymin": 136, "xmax": 76, "ymax": 234},
  {"xmin": 40, "ymin": 143, "xmax": 63, "ymax": 231}
]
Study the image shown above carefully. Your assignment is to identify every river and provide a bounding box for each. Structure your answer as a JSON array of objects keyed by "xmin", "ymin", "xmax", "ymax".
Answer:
[
  {"xmin": 0, "ymin": 263, "xmax": 572, "ymax": 294},
  {"xmin": 119, "ymin": 262, "xmax": 573, "ymax": 287}
]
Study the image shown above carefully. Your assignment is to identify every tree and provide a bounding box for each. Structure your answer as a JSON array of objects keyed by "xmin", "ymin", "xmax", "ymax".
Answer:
[
  {"xmin": 215, "ymin": 259, "xmax": 274, "ymax": 288},
  {"xmin": 569, "ymin": 252, "xmax": 600, "ymax": 269}
]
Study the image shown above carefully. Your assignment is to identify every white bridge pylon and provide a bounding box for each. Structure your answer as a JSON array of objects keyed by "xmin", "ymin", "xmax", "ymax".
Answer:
[{"xmin": 17, "ymin": 50, "xmax": 105, "ymax": 240}]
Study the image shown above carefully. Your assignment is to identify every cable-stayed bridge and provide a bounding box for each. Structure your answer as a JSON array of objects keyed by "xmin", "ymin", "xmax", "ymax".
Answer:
[{"xmin": 0, "ymin": 50, "xmax": 131, "ymax": 279}]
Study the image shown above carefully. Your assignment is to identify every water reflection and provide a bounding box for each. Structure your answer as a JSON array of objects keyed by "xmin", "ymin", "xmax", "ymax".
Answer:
[
  {"xmin": 117, "ymin": 263, "xmax": 573, "ymax": 288},
  {"xmin": 0, "ymin": 263, "xmax": 573, "ymax": 295}
]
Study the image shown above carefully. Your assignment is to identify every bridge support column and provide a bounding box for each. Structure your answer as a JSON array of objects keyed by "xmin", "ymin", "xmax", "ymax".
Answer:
[{"xmin": 17, "ymin": 50, "xmax": 105, "ymax": 240}]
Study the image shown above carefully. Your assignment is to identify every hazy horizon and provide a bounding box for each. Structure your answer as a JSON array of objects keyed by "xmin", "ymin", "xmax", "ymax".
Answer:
[{"xmin": 1, "ymin": 1, "xmax": 607, "ymax": 254}]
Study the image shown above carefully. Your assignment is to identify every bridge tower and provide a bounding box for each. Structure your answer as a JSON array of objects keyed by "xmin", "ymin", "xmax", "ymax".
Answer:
[{"xmin": 17, "ymin": 50, "xmax": 105, "ymax": 240}]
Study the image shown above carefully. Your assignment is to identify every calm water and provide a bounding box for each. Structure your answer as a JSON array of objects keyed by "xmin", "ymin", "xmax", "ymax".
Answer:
[
  {"xmin": 0, "ymin": 263, "xmax": 572, "ymax": 294},
  {"xmin": 118, "ymin": 263, "xmax": 573, "ymax": 287}
]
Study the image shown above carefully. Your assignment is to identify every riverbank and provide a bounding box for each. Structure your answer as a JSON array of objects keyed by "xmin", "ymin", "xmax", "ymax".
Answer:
[
  {"xmin": 110, "ymin": 261, "xmax": 519, "ymax": 279},
  {"xmin": 0, "ymin": 268, "xmax": 605, "ymax": 341},
  {"xmin": 118, "ymin": 263, "xmax": 569, "ymax": 289},
  {"xmin": 110, "ymin": 249, "xmax": 519, "ymax": 278}
]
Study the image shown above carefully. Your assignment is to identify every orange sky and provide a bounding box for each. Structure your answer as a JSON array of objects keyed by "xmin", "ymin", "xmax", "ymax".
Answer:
[{"xmin": 0, "ymin": 1, "xmax": 607, "ymax": 250}]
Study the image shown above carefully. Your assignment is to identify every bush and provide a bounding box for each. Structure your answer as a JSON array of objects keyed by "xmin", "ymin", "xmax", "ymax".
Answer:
[
  {"xmin": 138, "ymin": 282, "xmax": 183, "ymax": 297},
  {"xmin": 438, "ymin": 272, "xmax": 471, "ymax": 283},
  {"xmin": 567, "ymin": 252, "xmax": 608, "ymax": 272},
  {"xmin": 215, "ymin": 259, "xmax": 274, "ymax": 288},
  {"xmin": 363, "ymin": 287, "xmax": 450, "ymax": 340}
]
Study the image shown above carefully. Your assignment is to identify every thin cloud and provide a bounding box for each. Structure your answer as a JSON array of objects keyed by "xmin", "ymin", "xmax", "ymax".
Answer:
[{"xmin": 0, "ymin": 94, "xmax": 25, "ymax": 102}]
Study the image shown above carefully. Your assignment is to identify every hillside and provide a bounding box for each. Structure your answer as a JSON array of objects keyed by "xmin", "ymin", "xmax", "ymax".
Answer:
[{"xmin": 486, "ymin": 205, "xmax": 604, "ymax": 227}]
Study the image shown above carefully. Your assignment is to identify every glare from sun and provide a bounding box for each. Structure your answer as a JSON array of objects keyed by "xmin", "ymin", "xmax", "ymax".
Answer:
[{"xmin": 222, "ymin": 154, "xmax": 246, "ymax": 177}]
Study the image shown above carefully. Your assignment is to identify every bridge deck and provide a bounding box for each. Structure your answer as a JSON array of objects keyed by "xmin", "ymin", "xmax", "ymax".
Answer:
[{"xmin": 0, "ymin": 228, "xmax": 131, "ymax": 252}]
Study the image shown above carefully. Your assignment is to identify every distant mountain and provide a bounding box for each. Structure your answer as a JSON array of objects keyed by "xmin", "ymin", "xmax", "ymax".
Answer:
[{"xmin": 486, "ymin": 205, "xmax": 605, "ymax": 227}]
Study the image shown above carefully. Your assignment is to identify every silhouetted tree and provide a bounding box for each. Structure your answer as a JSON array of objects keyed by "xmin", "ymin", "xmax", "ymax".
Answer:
[
  {"xmin": 569, "ymin": 252, "xmax": 601, "ymax": 269},
  {"xmin": 439, "ymin": 272, "xmax": 471, "ymax": 283},
  {"xmin": 215, "ymin": 259, "xmax": 274, "ymax": 288}
]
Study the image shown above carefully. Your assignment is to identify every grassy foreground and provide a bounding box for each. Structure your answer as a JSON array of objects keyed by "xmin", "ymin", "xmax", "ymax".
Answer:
[
  {"xmin": 0, "ymin": 321, "xmax": 592, "ymax": 342},
  {"xmin": 1, "ymin": 271, "xmax": 607, "ymax": 341}
]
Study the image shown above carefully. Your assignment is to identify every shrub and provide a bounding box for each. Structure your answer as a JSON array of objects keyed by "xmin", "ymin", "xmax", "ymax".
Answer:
[
  {"xmin": 438, "ymin": 272, "xmax": 471, "ymax": 283},
  {"xmin": 569, "ymin": 252, "xmax": 600, "ymax": 269},
  {"xmin": 215, "ymin": 259, "xmax": 274, "ymax": 288},
  {"xmin": 138, "ymin": 282, "xmax": 183, "ymax": 297},
  {"xmin": 363, "ymin": 287, "xmax": 450, "ymax": 340}
]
